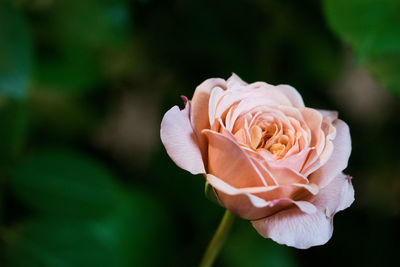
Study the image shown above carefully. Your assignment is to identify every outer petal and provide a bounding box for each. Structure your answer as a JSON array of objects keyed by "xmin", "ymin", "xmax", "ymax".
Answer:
[
  {"xmin": 190, "ymin": 78, "xmax": 226, "ymax": 161},
  {"xmin": 227, "ymin": 73, "xmax": 247, "ymax": 88},
  {"xmin": 203, "ymin": 129, "xmax": 267, "ymax": 188},
  {"xmin": 313, "ymin": 173, "xmax": 354, "ymax": 215},
  {"xmin": 252, "ymin": 172, "xmax": 354, "ymax": 249},
  {"xmin": 318, "ymin": 109, "xmax": 338, "ymax": 122},
  {"xmin": 207, "ymin": 174, "xmax": 316, "ymax": 220},
  {"xmin": 252, "ymin": 205, "xmax": 333, "ymax": 249},
  {"xmin": 160, "ymin": 102, "xmax": 205, "ymax": 174},
  {"xmin": 309, "ymin": 119, "xmax": 352, "ymax": 188},
  {"xmin": 276, "ymin": 84, "xmax": 305, "ymax": 108}
]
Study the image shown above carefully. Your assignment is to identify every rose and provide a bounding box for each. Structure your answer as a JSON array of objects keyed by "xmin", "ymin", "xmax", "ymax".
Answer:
[{"xmin": 160, "ymin": 74, "xmax": 354, "ymax": 249}]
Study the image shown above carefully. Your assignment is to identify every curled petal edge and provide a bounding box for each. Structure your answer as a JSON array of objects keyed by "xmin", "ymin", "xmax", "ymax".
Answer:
[
  {"xmin": 160, "ymin": 102, "xmax": 205, "ymax": 174},
  {"xmin": 207, "ymin": 174, "xmax": 317, "ymax": 214},
  {"xmin": 251, "ymin": 172, "xmax": 354, "ymax": 249}
]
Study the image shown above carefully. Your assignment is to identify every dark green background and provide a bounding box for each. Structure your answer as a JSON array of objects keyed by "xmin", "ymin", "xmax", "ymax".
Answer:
[{"xmin": 1, "ymin": 0, "xmax": 399, "ymax": 266}]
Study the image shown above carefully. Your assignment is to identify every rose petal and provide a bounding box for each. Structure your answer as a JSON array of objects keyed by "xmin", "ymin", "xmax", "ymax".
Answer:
[
  {"xmin": 309, "ymin": 120, "xmax": 351, "ymax": 188},
  {"xmin": 300, "ymin": 108, "xmax": 325, "ymax": 175},
  {"xmin": 240, "ymin": 182, "xmax": 319, "ymax": 200},
  {"xmin": 313, "ymin": 172, "xmax": 354, "ymax": 215},
  {"xmin": 214, "ymin": 89, "xmax": 278, "ymax": 120},
  {"xmin": 208, "ymin": 86, "xmax": 225, "ymax": 126},
  {"xmin": 318, "ymin": 109, "xmax": 338, "ymax": 122},
  {"xmin": 207, "ymin": 174, "xmax": 316, "ymax": 220},
  {"xmin": 264, "ymin": 163, "xmax": 309, "ymax": 185},
  {"xmin": 227, "ymin": 73, "xmax": 248, "ymax": 88},
  {"xmin": 251, "ymin": 172, "xmax": 354, "ymax": 249},
  {"xmin": 276, "ymin": 84, "xmax": 305, "ymax": 108},
  {"xmin": 207, "ymin": 174, "xmax": 269, "ymax": 208},
  {"xmin": 247, "ymin": 82, "xmax": 294, "ymax": 107},
  {"xmin": 228, "ymin": 97, "xmax": 280, "ymax": 131},
  {"xmin": 245, "ymin": 150, "xmax": 310, "ymax": 185},
  {"xmin": 160, "ymin": 103, "xmax": 205, "ymax": 174},
  {"xmin": 270, "ymin": 147, "xmax": 313, "ymax": 173},
  {"xmin": 252, "ymin": 205, "xmax": 333, "ymax": 249},
  {"xmin": 203, "ymin": 129, "xmax": 267, "ymax": 187},
  {"xmin": 190, "ymin": 78, "xmax": 226, "ymax": 160},
  {"xmin": 309, "ymin": 116, "xmax": 336, "ymax": 173}
]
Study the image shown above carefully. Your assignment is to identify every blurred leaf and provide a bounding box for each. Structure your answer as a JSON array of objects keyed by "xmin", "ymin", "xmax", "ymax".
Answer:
[
  {"xmin": 91, "ymin": 191, "xmax": 171, "ymax": 267},
  {"xmin": 7, "ymin": 146, "xmax": 172, "ymax": 266},
  {"xmin": 53, "ymin": 0, "xmax": 130, "ymax": 48},
  {"xmin": 0, "ymin": 99, "xmax": 29, "ymax": 164},
  {"xmin": 35, "ymin": 0, "xmax": 131, "ymax": 93},
  {"xmin": 0, "ymin": 1, "xmax": 32, "ymax": 99},
  {"xmin": 222, "ymin": 220, "xmax": 298, "ymax": 267},
  {"xmin": 324, "ymin": 0, "xmax": 400, "ymax": 95},
  {"xmin": 101, "ymin": 39, "xmax": 151, "ymax": 81},
  {"xmin": 5, "ymin": 219, "xmax": 122, "ymax": 267},
  {"xmin": 35, "ymin": 51, "xmax": 103, "ymax": 93},
  {"xmin": 366, "ymin": 53, "xmax": 400, "ymax": 95},
  {"xmin": 324, "ymin": 0, "xmax": 400, "ymax": 59},
  {"xmin": 29, "ymin": 89, "xmax": 97, "ymax": 139},
  {"xmin": 10, "ymin": 148, "xmax": 121, "ymax": 218},
  {"xmin": 149, "ymin": 151, "xmax": 222, "ymax": 230},
  {"xmin": 5, "ymin": 190, "xmax": 170, "ymax": 267}
]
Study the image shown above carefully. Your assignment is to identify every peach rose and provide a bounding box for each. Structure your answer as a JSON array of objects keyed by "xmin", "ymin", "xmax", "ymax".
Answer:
[{"xmin": 160, "ymin": 74, "xmax": 354, "ymax": 249}]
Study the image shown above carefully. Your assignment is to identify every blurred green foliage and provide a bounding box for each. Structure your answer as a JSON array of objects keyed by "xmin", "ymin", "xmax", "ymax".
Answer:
[
  {"xmin": 222, "ymin": 220, "xmax": 298, "ymax": 267},
  {"xmin": 34, "ymin": 0, "xmax": 131, "ymax": 93},
  {"xmin": 0, "ymin": 1, "xmax": 32, "ymax": 99},
  {"xmin": 0, "ymin": 99, "xmax": 29, "ymax": 163},
  {"xmin": 11, "ymin": 149, "xmax": 122, "ymax": 218},
  {"xmin": 0, "ymin": 0, "xmax": 399, "ymax": 266},
  {"xmin": 6, "ymin": 148, "xmax": 170, "ymax": 267},
  {"xmin": 324, "ymin": 0, "xmax": 400, "ymax": 95}
]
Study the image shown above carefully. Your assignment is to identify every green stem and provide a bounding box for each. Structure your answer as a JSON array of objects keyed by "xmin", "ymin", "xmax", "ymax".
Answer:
[{"xmin": 199, "ymin": 210, "xmax": 235, "ymax": 267}]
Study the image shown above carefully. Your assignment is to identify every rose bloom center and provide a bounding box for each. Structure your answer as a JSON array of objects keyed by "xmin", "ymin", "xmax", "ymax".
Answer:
[{"xmin": 232, "ymin": 112, "xmax": 293, "ymax": 159}]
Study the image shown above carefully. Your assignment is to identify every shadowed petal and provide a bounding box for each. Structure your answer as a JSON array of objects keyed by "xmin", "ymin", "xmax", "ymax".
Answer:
[
  {"xmin": 207, "ymin": 174, "xmax": 316, "ymax": 220},
  {"xmin": 245, "ymin": 150, "xmax": 310, "ymax": 185},
  {"xmin": 203, "ymin": 129, "xmax": 267, "ymax": 187},
  {"xmin": 309, "ymin": 120, "xmax": 351, "ymax": 188},
  {"xmin": 160, "ymin": 102, "xmax": 205, "ymax": 174},
  {"xmin": 191, "ymin": 78, "xmax": 226, "ymax": 161},
  {"xmin": 313, "ymin": 172, "xmax": 354, "ymax": 215},
  {"xmin": 252, "ymin": 205, "xmax": 333, "ymax": 249},
  {"xmin": 252, "ymin": 172, "xmax": 354, "ymax": 249},
  {"xmin": 318, "ymin": 109, "xmax": 338, "ymax": 122},
  {"xmin": 300, "ymin": 108, "xmax": 325, "ymax": 175}
]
